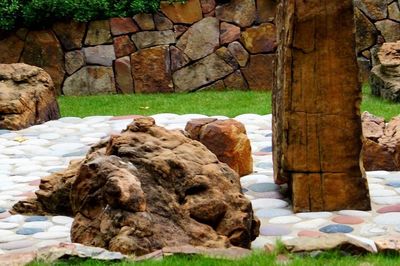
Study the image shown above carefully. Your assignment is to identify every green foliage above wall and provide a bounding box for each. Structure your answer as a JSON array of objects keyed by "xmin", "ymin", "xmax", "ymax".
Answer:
[{"xmin": 0, "ymin": 0, "xmax": 187, "ymax": 30}]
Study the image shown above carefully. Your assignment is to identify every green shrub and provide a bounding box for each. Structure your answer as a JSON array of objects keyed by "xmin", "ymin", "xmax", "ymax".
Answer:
[{"xmin": 0, "ymin": 0, "xmax": 187, "ymax": 30}]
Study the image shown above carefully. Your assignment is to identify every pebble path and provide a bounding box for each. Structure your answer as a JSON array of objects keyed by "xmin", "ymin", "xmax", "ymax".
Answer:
[{"xmin": 0, "ymin": 113, "xmax": 400, "ymax": 254}]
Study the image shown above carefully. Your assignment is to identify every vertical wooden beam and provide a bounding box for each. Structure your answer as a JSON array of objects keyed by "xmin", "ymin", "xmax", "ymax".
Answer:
[{"xmin": 273, "ymin": 0, "xmax": 371, "ymax": 212}]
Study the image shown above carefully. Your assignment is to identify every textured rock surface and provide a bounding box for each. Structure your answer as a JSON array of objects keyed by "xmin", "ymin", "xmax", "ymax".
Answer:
[
  {"xmin": 240, "ymin": 23, "xmax": 277, "ymax": 54},
  {"xmin": 85, "ymin": 20, "xmax": 112, "ymax": 46},
  {"xmin": 362, "ymin": 112, "xmax": 400, "ymax": 171},
  {"xmin": 130, "ymin": 46, "xmax": 173, "ymax": 93},
  {"xmin": 65, "ymin": 50, "xmax": 85, "ymax": 75},
  {"xmin": 133, "ymin": 14, "xmax": 155, "ymax": 31},
  {"xmin": 161, "ymin": 0, "xmax": 203, "ymax": 24},
  {"xmin": 186, "ymin": 118, "xmax": 253, "ymax": 177},
  {"xmin": 0, "ymin": 33, "xmax": 25, "ymax": 64},
  {"xmin": 220, "ymin": 22, "xmax": 240, "ymax": 45},
  {"xmin": 110, "ymin": 18, "xmax": 139, "ymax": 36},
  {"xmin": 216, "ymin": 0, "xmax": 256, "ymax": 27},
  {"xmin": 13, "ymin": 117, "xmax": 259, "ymax": 256},
  {"xmin": 173, "ymin": 53, "xmax": 234, "ymax": 92},
  {"xmin": 113, "ymin": 35, "xmax": 136, "ymax": 58},
  {"xmin": 355, "ymin": 8, "xmax": 378, "ymax": 53},
  {"xmin": 370, "ymin": 41, "xmax": 400, "ymax": 102},
  {"xmin": 0, "ymin": 63, "xmax": 60, "ymax": 130},
  {"xmin": 115, "ymin": 56, "xmax": 134, "ymax": 94},
  {"xmin": 63, "ymin": 66, "xmax": 115, "ymax": 96},
  {"xmin": 53, "ymin": 21, "xmax": 86, "ymax": 50},
  {"xmin": 273, "ymin": 0, "xmax": 371, "ymax": 212},
  {"xmin": 20, "ymin": 30, "xmax": 65, "ymax": 95},
  {"xmin": 131, "ymin": 30, "xmax": 175, "ymax": 50},
  {"xmin": 83, "ymin": 45, "xmax": 116, "ymax": 67},
  {"xmin": 176, "ymin": 17, "xmax": 219, "ymax": 61},
  {"xmin": 242, "ymin": 54, "xmax": 274, "ymax": 91}
]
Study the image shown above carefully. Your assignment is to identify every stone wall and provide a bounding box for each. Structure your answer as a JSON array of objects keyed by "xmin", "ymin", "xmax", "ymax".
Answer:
[
  {"xmin": 354, "ymin": 0, "xmax": 400, "ymax": 82},
  {"xmin": 0, "ymin": 0, "xmax": 399, "ymax": 95},
  {"xmin": 0, "ymin": 0, "xmax": 277, "ymax": 95}
]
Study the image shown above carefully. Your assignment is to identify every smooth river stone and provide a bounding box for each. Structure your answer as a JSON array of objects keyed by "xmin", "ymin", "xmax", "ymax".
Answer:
[
  {"xmin": 16, "ymin": 227, "xmax": 45, "ymax": 235},
  {"xmin": 48, "ymin": 226, "xmax": 70, "ymax": 232},
  {"xmin": 0, "ymin": 207, "xmax": 7, "ymax": 213},
  {"xmin": 395, "ymin": 225, "xmax": 400, "ymax": 233},
  {"xmin": 0, "ymin": 240, "xmax": 36, "ymax": 250},
  {"xmin": 367, "ymin": 177, "xmax": 383, "ymax": 184},
  {"xmin": 39, "ymin": 133, "xmax": 62, "ymax": 140},
  {"xmin": 297, "ymin": 230, "xmax": 323, "ymax": 238},
  {"xmin": 332, "ymin": 216, "xmax": 364, "ymax": 225},
  {"xmin": 25, "ymin": 216, "xmax": 48, "ymax": 222},
  {"xmin": 337, "ymin": 210, "xmax": 372, "ymax": 217},
  {"xmin": 377, "ymin": 204, "xmax": 400, "ymax": 213},
  {"xmin": 13, "ymin": 165, "xmax": 43, "ymax": 175},
  {"xmin": 0, "ymin": 234, "xmax": 28, "ymax": 242},
  {"xmin": 251, "ymin": 198, "xmax": 288, "ymax": 210},
  {"xmin": 0, "ymin": 229, "xmax": 14, "ymax": 237},
  {"xmin": 319, "ymin": 224, "xmax": 354, "ymax": 234},
  {"xmin": 296, "ymin": 212, "xmax": 333, "ymax": 219},
  {"xmin": 0, "ymin": 222, "xmax": 19, "ymax": 229},
  {"xmin": 59, "ymin": 117, "xmax": 83, "ymax": 123},
  {"xmin": 255, "ymin": 208, "xmax": 293, "ymax": 218},
  {"xmin": 251, "ymin": 236, "xmax": 274, "ymax": 249},
  {"xmin": 386, "ymin": 181, "xmax": 400, "ymax": 188},
  {"xmin": 372, "ymin": 196, "xmax": 400, "ymax": 205},
  {"xmin": 49, "ymin": 143, "xmax": 86, "ymax": 152},
  {"xmin": 248, "ymin": 182, "xmax": 280, "ymax": 192},
  {"xmin": 240, "ymin": 174, "xmax": 274, "ymax": 186},
  {"xmin": 32, "ymin": 231, "xmax": 70, "ymax": 240},
  {"xmin": 366, "ymin": 171, "xmax": 390, "ymax": 179},
  {"xmin": 360, "ymin": 224, "xmax": 388, "ymax": 237},
  {"xmin": 260, "ymin": 225, "xmax": 291, "ymax": 236},
  {"xmin": 3, "ymin": 215, "xmax": 24, "ymax": 223},
  {"xmin": 22, "ymin": 221, "xmax": 53, "ymax": 230},
  {"xmin": 269, "ymin": 216, "xmax": 302, "ymax": 224},
  {"xmin": 293, "ymin": 218, "xmax": 328, "ymax": 230},
  {"xmin": 52, "ymin": 216, "xmax": 74, "ymax": 225},
  {"xmin": 369, "ymin": 184, "xmax": 385, "ymax": 190},
  {"xmin": 374, "ymin": 213, "xmax": 400, "ymax": 225},
  {"xmin": 370, "ymin": 189, "xmax": 397, "ymax": 197}
]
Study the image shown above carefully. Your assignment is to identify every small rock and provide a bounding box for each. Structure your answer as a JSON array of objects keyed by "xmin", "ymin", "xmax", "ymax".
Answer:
[
  {"xmin": 260, "ymin": 225, "xmax": 291, "ymax": 236},
  {"xmin": 25, "ymin": 216, "xmax": 48, "ymax": 222},
  {"xmin": 16, "ymin": 228, "xmax": 44, "ymax": 235},
  {"xmin": 319, "ymin": 224, "xmax": 354, "ymax": 234},
  {"xmin": 374, "ymin": 213, "xmax": 400, "ymax": 225},
  {"xmin": 332, "ymin": 216, "xmax": 364, "ymax": 225}
]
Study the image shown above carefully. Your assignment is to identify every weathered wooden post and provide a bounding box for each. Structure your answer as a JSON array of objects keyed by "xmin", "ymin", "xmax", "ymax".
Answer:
[{"xmin": 273, "ymin": 0, "xmax": 371, "ymax": 212}]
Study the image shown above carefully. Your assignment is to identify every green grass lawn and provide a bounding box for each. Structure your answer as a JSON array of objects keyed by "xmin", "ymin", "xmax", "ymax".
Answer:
[
  {"xmin": 58, "ymin": 91, "xmax": 271, "ymax": 118},
  {"xmin": 58, "ymin": 87, "xmax": 399, "ymax": 121},
  {"xmin": 30, "ymin": 250, "xmax": 400, "ymax": 266}
]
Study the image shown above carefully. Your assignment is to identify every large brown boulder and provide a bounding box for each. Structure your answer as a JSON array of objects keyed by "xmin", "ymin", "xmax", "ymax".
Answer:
[
  {"xmin": 185, "ymin": 118, "xmax": 253, "ymax": 177},
  {"xmin": 362, "ymin": 112, "xmax": 400, "ymax": 171},
  {"xmin": 370, "ymin": 41, "xmax": 400, "ymax": 102},
  {"xmin": 0, "ymin": 63, "xmax": 60, "ymax": 130},
  {"xmin": 13, "ymin": 117, "xmax": 259, "ymax": 256}
]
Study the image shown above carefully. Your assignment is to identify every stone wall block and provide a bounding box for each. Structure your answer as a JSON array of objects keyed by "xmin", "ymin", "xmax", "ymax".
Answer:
[
  {"xmin": 375, "ymin": 20, "xmax": 400, "ymax": 42},
  {"xmin": 256, "ymin": 0, "xmax": 277, "ymax": 23},
  {"xmin": 200, "ymin": 0, "xmax": 216, "ymax": 14},
  {"xmin": 354, "ymin": 0, "xmax": 388, "ymax": 21},
  {"xmin": 240, "ymin": 23, "xmax": 277, "ymax": 54},
  {"xmin": 53, "ymin": 21, "xmax": 86, "ymax": 50},
  {"xmin": 220, "ymin": 22, "xmax": 240, "ymax": 45},
  {"xmin": 176, "ymin": 17, "xmax": 219, "ymax": 61},
  {"xmin": 170, "ymin": 46, "xmax": 190, "ymax": 72},
  {"xmin": 228, "ymin": 41, "xmax": 249, "ymax": 67},
  {"xmin": 63, "ymin": 66, "xmax": 115, "ymax": 96},
  {"xmin": 355, "ymin": 8, "xmax": 378, "ymax": 53},
  {"xmin": 131, "ymin": 30, "xmax": 175, "ymax": 50},
  {"xmin": 173, "ymin": 53, "xmax": 234, "ymax": 92},
  {"xmin": 113, "ymin": 35, "xmax": 136, "ymax": 58},
  {"xmin": 161, "ymin": 0, "xmax": 203, "ymax": 24},
  {"xmin": 110, "ymin": 18, "xmax": 139, "ymax": 36},
  {"xmin": 0, "ymin": 33, "xmax": 24, "ymax": 63},
  {"xmin": 20, "ymin": 30, "xmax": 65, "ymax": 95},
  {"xmin": 242, "ymin": 54, "xmax": 274, "ymax": 91},
  {"xmin": 65, "ymin": 50, "xmax": 85, "ymax": 75},
  {"xmin": 85, "ymin": 20, "xmax": 112, "ymax": 46},
  {"xmin": 115, "ymin": 56, "xmax": 134, "ymax": 94},
  {"xmin": 388, "ymin": 2, "xmax": 400, "ymax": 22},
  {"xmin": 83, "ymin": 45, "xmax": 116, "ymax": 67},
  {"xmin": 133, "ymin": 14, "xmax": 155, "ymax": 30},
  {"xmin": 154, "ymin": 13, "xmax": 174, "ymax": 30},
  {"xmin": 216, "ymin": 0, "xmax": 256, "ymax": 27},
  {"xmin": 224, "ymin": 70, "xmax": 248, "ymax": 90},
  {"xmin": 130, "ymin": 46, "xmax": 174, "ymax": 93}
]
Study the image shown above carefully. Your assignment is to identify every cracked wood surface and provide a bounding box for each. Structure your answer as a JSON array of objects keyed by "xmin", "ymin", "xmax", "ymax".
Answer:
[{"xmin": 273, "ymin": 0, "xmax": 371, "ymax": 212}]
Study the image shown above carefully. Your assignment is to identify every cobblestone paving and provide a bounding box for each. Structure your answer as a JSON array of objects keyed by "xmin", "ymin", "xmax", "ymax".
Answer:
[{"xmin": 0, "ymin": 114, "xmax": 400, "ymax": 254}]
